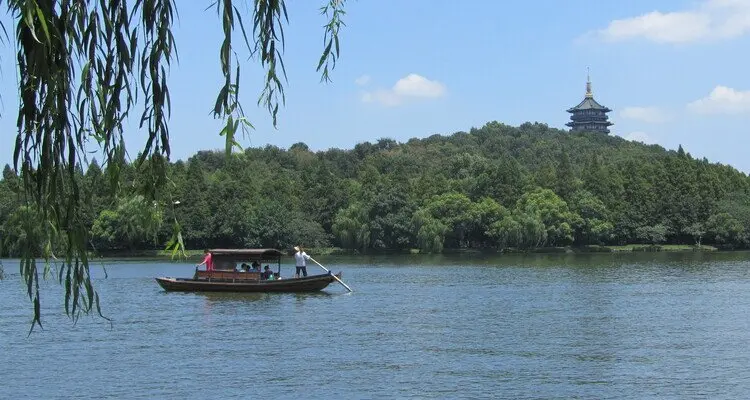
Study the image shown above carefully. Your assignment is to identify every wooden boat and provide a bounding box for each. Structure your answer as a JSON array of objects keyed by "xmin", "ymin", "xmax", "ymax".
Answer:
[{"xmin": 155, "ymin": 248, "xmax": 342, "ymax": 293}]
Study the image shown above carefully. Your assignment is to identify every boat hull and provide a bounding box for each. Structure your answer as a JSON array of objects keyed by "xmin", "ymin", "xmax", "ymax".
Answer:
[{"xmin": 155, "ymin": 273, "xmax": 339, "ymax": 293}]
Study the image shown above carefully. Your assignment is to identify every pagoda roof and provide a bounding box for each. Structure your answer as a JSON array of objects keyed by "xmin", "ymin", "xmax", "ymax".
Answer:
[{"xmin": 567, "ymin": 96, "xmax": 611, "ymax": 113}]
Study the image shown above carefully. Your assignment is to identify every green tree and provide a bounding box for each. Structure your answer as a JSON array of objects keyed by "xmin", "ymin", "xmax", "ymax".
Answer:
[
  {"xmin": 89, "ymin": 210, "xmax": 120, "ymax": 251},
  {"xmin": 90, "ymin": 196, "xmax": 163, "ymax": 251},
  {"xmin": 368, "ymin": 188, "xmax": 415, "ymax": 249},
  {"xmin": 412, "ymin": 208, "xmax": 449, "ymax": 253},
  {"xmin": 569, "ymin": 190, "xmax": 613, "ymax": 244},
  {"xmin": 332, "ymin": 202, "xmax": 371, "ymax": 252},
  {"xmin": 683, "ymin": 223, "xmax": 705, "ymax": 246},
  {"xmin": 422, "ymin": 192, "xmax": 474, "ymax": 248},
  {"xmin": 635, "ymin": 224, "xmax": 669, "ymax": 245},
  {"xmin": 660, "ymin": 155, "xmax": 700, "ymax": 242},
  {"xmin": 487, "ymin": 215, "xmax": 522, "ymax": 249},
  {"xmin": 706, "ymin": 213, "xmax": 745, "ymax": 247},
  {"xmin": 0, "ymin": 167, "xmax": 21, "ymax": 243},
  {"xmin": 244, "ymin": 200, "xmax": 329, "ymax": 250},
  {"xmin": 515, "ymin": 212, "xmax": 548, "ymax": 249},
  {"xmin": 488, "ymin": 211, "xmax": 547, "ymax": 250},
  {"xmin": 2, "ymin": 165, "xmax": 20, "ymax": 194},
  {"xmin": 468, "ymin": 157, "xmax": 523, "ymax": 207},
  {"xmin": 3, "ymin": 206, "xmax": 46, "ymax": 257},
  {"xmin": 515, "ymin": 188, "xmax": 580, "ymax": 246},
  {"xmin": 468, "ymin": 197, "xmax": 509, "ymax": 247},
  {"xmin": 554, "ymin": 150, "xmax": 576, "ymax": 200}
]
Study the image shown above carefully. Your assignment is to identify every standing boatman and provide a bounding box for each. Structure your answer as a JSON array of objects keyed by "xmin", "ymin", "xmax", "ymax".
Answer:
[
  {"xmin": 196, "ymin": 249, "xmax": 214, "ymax": 271},
  {"xmin": 293, "ymin": 246, "xmax": 311, "ymax": 278}
]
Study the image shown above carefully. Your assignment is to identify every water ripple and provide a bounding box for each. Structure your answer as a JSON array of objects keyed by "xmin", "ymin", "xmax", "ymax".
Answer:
[{"xmin": 1, "ymin": 253, "xmax": 750, "ymax": 398}]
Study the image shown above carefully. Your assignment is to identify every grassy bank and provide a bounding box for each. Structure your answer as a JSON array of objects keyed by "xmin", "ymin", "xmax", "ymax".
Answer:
[
  {"xmin": 501, "ymin": 244, "xmax": 717, "ymax": 253},
  {"xmin": 596, "ymin": 244, "xmax": 717, "ymax": 252},
  {"xmin": 90, "ymin": 244, "xmax": 719, "ymax": 260}
]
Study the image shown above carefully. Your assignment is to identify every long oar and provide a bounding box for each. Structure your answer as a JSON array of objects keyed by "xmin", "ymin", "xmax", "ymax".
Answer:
[{"xmin": 310, "ymin": 257, "xmax": 353, "ymax": 292}]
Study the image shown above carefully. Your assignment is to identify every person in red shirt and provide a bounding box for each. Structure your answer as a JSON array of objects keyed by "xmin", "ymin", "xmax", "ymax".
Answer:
[{"xmin": 197, "ymin": 249, "xmax": 214, "ymax": 271}]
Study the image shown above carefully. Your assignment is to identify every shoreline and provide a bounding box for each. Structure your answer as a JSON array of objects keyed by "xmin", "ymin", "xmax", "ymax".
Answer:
[{"xmin": 86, "ymin": 244, "xmax": 720, "ymax": 260}]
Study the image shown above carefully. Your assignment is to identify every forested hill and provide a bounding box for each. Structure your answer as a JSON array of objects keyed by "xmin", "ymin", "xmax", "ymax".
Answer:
[{"xmin": 2, "ymin": 121, "xmax": 750, "ymax": 255}]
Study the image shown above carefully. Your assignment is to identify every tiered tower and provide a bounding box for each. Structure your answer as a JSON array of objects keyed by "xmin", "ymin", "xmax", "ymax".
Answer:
[{"xmin": 566, "ymin": 69, "xmax": 612, "ymax": 134}]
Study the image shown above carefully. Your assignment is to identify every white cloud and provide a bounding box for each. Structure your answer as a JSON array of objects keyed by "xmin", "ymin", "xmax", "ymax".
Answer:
[
  {"xmin": 623, "ymin": 131, "xmax": 656, "ymax": 144},
  {"xmin": 355, "ymin": 75, "xmax": 370, "ymax": 86},
  {"xmin": 620, "ymin": 106, "xmax": 670, "ymax": 123},
  {"xmin": 392, "ymin": 74, "xmax": 446, "ymax": 98},
  {"xmin": 687, "ymin": 85, "xmax": 750, "ymax": 114},
  {"xmin": 361, "ymin": 74, "xmax": 446, "ymax": 107},
  {"xmin": 593, "ymin": 0, "xmax": 750, "ymax": 44},
  {"xmin": 600, "ymin": 11, "xmax": 711, "ymax": 43}
]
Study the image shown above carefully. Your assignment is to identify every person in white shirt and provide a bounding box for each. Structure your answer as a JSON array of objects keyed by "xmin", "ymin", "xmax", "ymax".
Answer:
[{"xmin": 293, "ymin": 246, "xmax": 311, "ymax": 277}]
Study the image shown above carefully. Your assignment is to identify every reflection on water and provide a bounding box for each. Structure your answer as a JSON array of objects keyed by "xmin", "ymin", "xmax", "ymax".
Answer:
[
  {"xmin": 1, "ymin": 251, "xmax": 750, "ymax": 399},
  {"xmin": 197, "ymin": 291, "xmax": 275, "ymax": 303},
  {"xmin": 193, "ymin": 291, "xmax": 337, "ymax": 315}
]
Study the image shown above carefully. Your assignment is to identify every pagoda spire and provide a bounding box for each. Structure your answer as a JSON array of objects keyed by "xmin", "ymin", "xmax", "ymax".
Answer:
[{"xmin": 566, "ymin": 68, "xmax": 613, "ymax": 134}]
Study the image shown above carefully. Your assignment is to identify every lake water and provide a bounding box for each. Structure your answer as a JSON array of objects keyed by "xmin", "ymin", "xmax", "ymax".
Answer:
[{"xmin": 1, "ymin": 252, "xmax": 750, "ymax": 399}]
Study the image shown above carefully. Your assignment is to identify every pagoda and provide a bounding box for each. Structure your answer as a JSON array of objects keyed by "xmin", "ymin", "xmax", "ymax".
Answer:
[{"xmin": 566, "ymin": 70, "xmax": 612, "ymax": 134}]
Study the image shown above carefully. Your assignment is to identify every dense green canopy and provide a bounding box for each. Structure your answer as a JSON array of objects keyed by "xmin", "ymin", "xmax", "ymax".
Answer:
[{"xmin": 4, "ymin": 121, "xmax": 748, "ymax": 260}]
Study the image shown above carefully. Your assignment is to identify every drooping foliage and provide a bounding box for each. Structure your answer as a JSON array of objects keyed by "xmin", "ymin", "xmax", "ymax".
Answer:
[{"xmin": 1, "ymin": 0, "xmax": 347, "ymax": 330}]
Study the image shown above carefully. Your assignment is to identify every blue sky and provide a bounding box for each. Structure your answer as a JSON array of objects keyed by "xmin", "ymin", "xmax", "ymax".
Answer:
[{"xmin": 1, "ymin": 0, "xmax": 750, "ymax": 172}]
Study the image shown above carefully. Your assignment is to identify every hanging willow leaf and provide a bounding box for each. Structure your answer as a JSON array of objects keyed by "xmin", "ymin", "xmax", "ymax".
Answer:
[
  {"xmin": 317, "ymin": 0, "xmax": 346, "ymax": 82},
  {"xmin": 3, "ymin": 0, "xmax": 347, "ymax": 332}
]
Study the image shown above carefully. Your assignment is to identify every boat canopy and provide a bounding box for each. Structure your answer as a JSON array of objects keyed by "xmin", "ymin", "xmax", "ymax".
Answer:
[
  {"xmin": 208, "ymin": 249, "xmax": 284, "ymax": 268},
  {"xmin": 209, "ymin": 248, "xmax": 284, "ymax": 257}
]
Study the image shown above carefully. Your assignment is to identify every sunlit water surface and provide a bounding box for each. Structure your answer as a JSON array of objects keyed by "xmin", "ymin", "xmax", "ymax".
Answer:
[{"xmin": 2, "ymin": 252, "xmax": 750, "ymax": 399}]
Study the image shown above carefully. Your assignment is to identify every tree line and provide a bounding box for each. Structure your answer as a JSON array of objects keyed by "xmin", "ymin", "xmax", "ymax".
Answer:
[{"xmin": 2, "ymin": 121, "xmax": 750, "ymax": 256}]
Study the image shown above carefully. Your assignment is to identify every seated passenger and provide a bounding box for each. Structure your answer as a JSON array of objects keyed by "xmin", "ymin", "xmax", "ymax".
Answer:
[
  {"xmin": 262, "ymin": 265, "xmax": 274, "ymax": 280},
  {"xmin": 251, "ymin": 261, "xmax": 261, "ymax": 272},
  {"xmin": 239, "ymin": 263, "xmax": 250, "ymax": 272}
]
